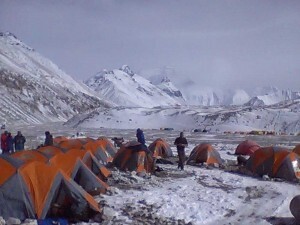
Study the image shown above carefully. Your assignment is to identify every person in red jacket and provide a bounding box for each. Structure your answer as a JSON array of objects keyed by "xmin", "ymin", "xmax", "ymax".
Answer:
[{"xmin": 1, "ymin": 131, "xmax": 8, "ymax": 153}]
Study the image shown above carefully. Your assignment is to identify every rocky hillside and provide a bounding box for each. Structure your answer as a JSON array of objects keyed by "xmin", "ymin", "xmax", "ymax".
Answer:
[{"xmin": 0, "ymin": 32, "xmax": 109, "ymax": 125}]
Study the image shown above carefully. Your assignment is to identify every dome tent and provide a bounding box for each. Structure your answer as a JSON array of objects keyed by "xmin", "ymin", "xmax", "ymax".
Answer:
[
  {"xmin": 246, "ymin": 146, "xmax": 300, "ymax": 182},
  {"xmin": 113, "ymin": 141, "xmax": 154, "ymax": 174},
  {"xmin": 149, "ymin": 138, "xmax": 173, "ymax": 158},
  {"xmin": 187, "ymin": 143, "xmax": 223, "ymax": 166},
  {"xmin": 0, "ymin": 159, "xmax": 100, "ymax": 220},
  {"xmin": 235, "ymin": 140, "xmax": 260, "ymax": 156}
]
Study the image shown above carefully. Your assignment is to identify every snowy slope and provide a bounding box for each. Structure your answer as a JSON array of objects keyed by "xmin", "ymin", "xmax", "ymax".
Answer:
[
  {"xmin": 66, "ymin": 99, "xmax": 300, "ymax": 134},
  {"xmin": 0, "ymin": 32, "xmax": 109, "ymax": 125},
  {"xmin": 84, "ymin": 65, "xmax": 184, "ymax": 108},
  {"xmin": 246, "ymin": 86, "xmax": 300, "ymax": 106}
]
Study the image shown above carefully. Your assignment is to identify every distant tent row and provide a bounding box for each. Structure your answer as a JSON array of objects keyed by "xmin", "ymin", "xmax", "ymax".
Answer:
[
  {"xmin": 146, "ymin": 138, "xmax": 300, "ymax": 183},
  {"xmin": 0, "ymin": 137, "xmax": 118, "ymax": 220},
  {"xmin": 233, "ymin": 140, "xmax": 300, "ymax": 182}
]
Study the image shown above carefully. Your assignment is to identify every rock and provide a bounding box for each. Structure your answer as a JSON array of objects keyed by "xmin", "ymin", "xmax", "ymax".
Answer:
[
  {"xmin": 103, "ymin": 206, "xmax": 117, "ymax": 219},
  {"xmin": 0, "ymin": 217, "xmax": 5, "ymax": 225},
  {"xmin": 7, "ymin": 217, "xmax": 21, "ymax": 225},
  {"xmin": 22, "ymin": 219, "xmax": 37, "ymax": 225},
  {"xmin": 262, "ymin": 175, "xmax": 270, "ymax": 180}
]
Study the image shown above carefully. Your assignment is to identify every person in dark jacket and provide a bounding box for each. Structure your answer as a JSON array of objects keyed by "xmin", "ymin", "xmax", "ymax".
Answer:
[
  {"xmin": 136, "ymin": 128, "xmax": 145, "ymax": 145},
  {"xmin": 44, "ymin": 131, "xmax": 54, "ymax": 146},
  {"xmin": 174, "ymin": 132, "xmax": 188, "ymax": 170},
  {"xmin": 1, "ymin": 130, "xmax": 8, "ymax": 153},
  {"xmin": 6, "ymin": 132, "xmax": 14, "ymax": 153},
  {"xmin": 14, "ymin": 131, "xmax": 26, "ymax": 151}
]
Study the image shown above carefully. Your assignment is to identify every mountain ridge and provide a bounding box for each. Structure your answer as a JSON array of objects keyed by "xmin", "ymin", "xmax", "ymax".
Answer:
[{"xmin": 0, "ymin": 32, "xmax": 109, "ymax": 125}]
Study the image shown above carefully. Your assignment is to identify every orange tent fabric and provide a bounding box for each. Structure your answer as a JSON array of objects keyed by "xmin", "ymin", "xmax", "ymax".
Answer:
[
  {"xmin": 53, "ymin": 136, "xmax": 68, "ymax": 144},
  {"xmin": 37, "ymin": 145, "xmax": 64, "ymax": 159},
  {"xmin": 19, "ymin": 161, "xmax": 100, "ymax": 219},
  {"xmin": 82, "ymin": 151, "xmax": 111, "ymax": 180},
  {"xmin": 50, "ymin": 151, "xmax": 108, "ymax": 194},
  {"xmin": 113, "ymin": 141, "xmax": 154, "ymax": 174},
  {"xmin": 0, "ymin": 158, "xmax": 35, "ymax": 219},
  {"xmin": 246, "ymin": 146, "xmax": 300, "ymax": 181},
  {"xmin": 235, "ymin": 140, "xmax": 260, "ymax": 155},
  {"xmin": 56, "ymin": 139, "xmax": 84, "ymax": 151},
  {"xmin": 0, "ymin": 157, "xmax": 17, "ymax": 186},
  {"xmin": 84, "ymin": 137, "xmax": 117, "ymax": 163},
  {"xmin": 11, "ymin": 150, "xmax": 48, "ymax": 163},
  {"xmin": 187, "ymin": 143, "xmax": 223, "ymax": 165},
  {"xmin": 148, "ymin": 138, "xmax": 173, "ymax": 158}
]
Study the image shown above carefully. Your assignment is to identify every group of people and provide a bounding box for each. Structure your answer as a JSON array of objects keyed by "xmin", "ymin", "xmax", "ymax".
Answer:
[
  {"xmin": 0, "ymin": 130, "xmax": 26, "ymax": 153},
  {"xmin": 136, "ymin": 129, "xmax": 188, "ymax": 170},
  {"xmin": 0, "ymin": 130, "xmax": 54, "ymax": 154}
]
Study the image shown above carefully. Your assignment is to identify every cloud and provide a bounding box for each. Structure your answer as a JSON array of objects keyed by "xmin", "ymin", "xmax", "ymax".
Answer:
[{"xmin": 0, "ymin": 0, "xmax": 300, "ymax": 90}]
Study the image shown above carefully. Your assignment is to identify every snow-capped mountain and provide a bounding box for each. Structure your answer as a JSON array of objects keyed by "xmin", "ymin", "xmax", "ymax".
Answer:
[
  {"xmin": 179, "ymin": 83, "xmax": 251, "ymax": 106},
  {"xmin": 245, "ymin": 86, "xmax": 300, "ymax": 106},
  {"xmin": 84, "ymin": 65, "xmax": 184, "ymax": 108},
  {"xmin": 177, "ymin": 81, "xmax": 299, "ymax": 107},
  {"xmin": 66, "ymin": 99, "xmax": 300, "ymax": 134},
  {"xmin": 0, "ymin": 32, "xmax": 109, "ymax": 125},
  {"xmin": 139, "ymin": 67, "xmax": 185, "ymax": 103}
]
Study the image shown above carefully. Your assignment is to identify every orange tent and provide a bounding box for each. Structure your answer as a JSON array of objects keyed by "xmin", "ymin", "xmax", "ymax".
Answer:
[
  {"xmin": 82, "ymin": 151, "xmax": 111, "ymax": 181},
  {"xmin": 50, "ymin": 151, "xmax": 108, "ymax": 195},
  {"xmin": 292, "ymin": 144, "xmax": 300, "ymax": 155},
  {"xmin": 148, "ymin": 138, "xmax": 173, "ymax": 158},
  {"xmin": 0, "ymin": 159, "xmax": 100, "ymax": 220},
  {"xmin": 11, "ymin": 150, "xmax": 48, "ymax": 163},
  {"xmin": 187, "ymin": 143, "xmax": 223, "ymax": 166},
  {"xmin": 56, "ymin": 139, "xmax": 84, "ymax": 151},
  {"xmin": 53, "ymin": 136, "xmax": 68, "ymax": 144},
  {"xmin": 235, "ymin": 140, "xmax": 260, "ymax": 155},
  {"xmin": 19, "ymin": 161, "xmax": 100, "ymax": 219},
  {"xmin": 246, "ymin": 146, "xmax": 300, "ymax": 181},
  {"xmin": 37, "ymin": 145, "xmax": 64, "ymax": 159},
  {"xmin": 0, "ymin": 157, "xmax": 35, "ymax": 219},
  {"xmin": 112, "ymin": 141, "xmax": 154, "ymax": 174},
  {"xmin": 84, "ymin": 137, "xmax": 117, "ymax": 164}
]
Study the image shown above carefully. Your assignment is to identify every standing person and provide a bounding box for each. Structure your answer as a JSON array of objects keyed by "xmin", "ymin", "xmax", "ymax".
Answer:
[
  {"xmin": 136, "ymin": 128, "xmax": 145, "ymax": 145},
  {"xmin": 174, "ymin": 132, "xmax": 188, "ymax": 170},
  {"xmin": 14, "ymin": 131, "xmax": 26, "ymax": 151},
  {"xmin": 44, "ymin": 131, "xmax": 53, "ymax": 146},
  {"xmin": 6, "ymin": 132, "xmax": 14, "ymax": 153},
  {"xmin": 1, "ymin": 131, "xmax": 8, "ymax": 153}
]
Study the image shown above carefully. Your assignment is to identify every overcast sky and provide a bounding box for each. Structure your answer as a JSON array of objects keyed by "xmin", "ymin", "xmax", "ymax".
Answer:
[{"xmin": 0, "ymin": 0, "xmax": 300, "ymax": 90}]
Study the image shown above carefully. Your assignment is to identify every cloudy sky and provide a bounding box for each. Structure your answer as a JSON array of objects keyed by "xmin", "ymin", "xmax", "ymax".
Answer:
[{"xmin": 1, "ymin": 0, "xmax": 300, "ymax": 90}]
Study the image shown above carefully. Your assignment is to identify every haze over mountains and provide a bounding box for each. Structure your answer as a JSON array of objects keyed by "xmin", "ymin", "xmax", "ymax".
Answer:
[{"xmin": 0, "ymin": 32, "xmax": 299, "ymax": 133}]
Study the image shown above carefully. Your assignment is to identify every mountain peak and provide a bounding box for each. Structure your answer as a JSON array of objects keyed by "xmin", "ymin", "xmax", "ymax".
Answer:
[
  {"xmin": 0, "ymin": 32, "xmax": 18, "ymax": 39},
  {"xmin": 161, "ymin": 76, "xmax": 171, "ymax": 83},
  {"xmin": 0, "ymin": 31, "xmax": 34, "ymax": 51},
  {"xmin": 120, "ymin": 65, "xmax": 134, "ymax": 76}
]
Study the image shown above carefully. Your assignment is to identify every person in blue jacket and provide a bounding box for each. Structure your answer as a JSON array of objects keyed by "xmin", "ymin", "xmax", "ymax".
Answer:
[
  {"xmin": 14, "ymin": 131, "xmax": 26, "ymax": 151},
  {"xmin": 136, "ymin": 128, "xmax": 145, "ymax": 145}
]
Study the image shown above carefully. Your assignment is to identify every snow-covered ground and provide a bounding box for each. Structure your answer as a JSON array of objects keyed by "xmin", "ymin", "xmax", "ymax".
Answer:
[{"xmin": 2, "ymin": 123, "xmax": 300, "ymax": 225}]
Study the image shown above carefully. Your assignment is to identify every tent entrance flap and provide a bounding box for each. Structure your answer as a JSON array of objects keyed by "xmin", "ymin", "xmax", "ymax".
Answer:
[{"xmin": 46, "ymin": 180, "xmax": 89, "ymax": 220}]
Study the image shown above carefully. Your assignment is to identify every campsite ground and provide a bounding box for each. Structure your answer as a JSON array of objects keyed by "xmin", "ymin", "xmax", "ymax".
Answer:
[{"xmin": 7, "ymin": 123, "xmax": 300, "ymax": 225}]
